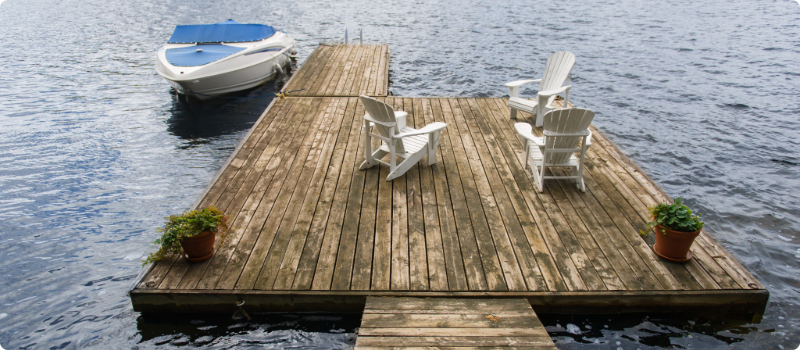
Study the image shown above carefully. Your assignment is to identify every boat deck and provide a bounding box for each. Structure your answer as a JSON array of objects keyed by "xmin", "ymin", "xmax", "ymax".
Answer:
[{"xmin": 130, "ymin": 44, "xmax": 767, "ymax": 315}]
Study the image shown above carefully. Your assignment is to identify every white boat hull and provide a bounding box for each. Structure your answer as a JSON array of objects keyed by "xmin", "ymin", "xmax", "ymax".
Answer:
[{"xmin": 155, "ymin": 32, "xmax": 295, "ymax": 99}]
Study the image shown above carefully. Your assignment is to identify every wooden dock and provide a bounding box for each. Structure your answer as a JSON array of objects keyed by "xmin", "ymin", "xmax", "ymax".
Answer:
[
  {"xmin": 130, "ymin": 45, "xmax": 767, "ymax": 317},
  {"xmin": 283, "ymin": 44, "xmax": 389, "ymax": 97},
  {"xmin": 356, "ymin": 297, "xmax": 557, "ymax": 349}
]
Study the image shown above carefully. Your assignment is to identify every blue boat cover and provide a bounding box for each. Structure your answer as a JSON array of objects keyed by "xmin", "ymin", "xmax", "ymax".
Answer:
[
  {"xmin": 167, "ymin": 20, "xmax": 277, "ymax": 44},
  {"xmin": 165, "ymin": 44, "xmax": 246, "ymax": 66}
]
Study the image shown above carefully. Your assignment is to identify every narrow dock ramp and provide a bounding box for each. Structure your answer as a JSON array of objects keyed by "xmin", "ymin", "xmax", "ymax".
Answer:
[
  {"xmin": 283, "ymin": 44, "xmax": 389, "ymax": 97},
  {"xmin": 355, "ymin": 297, "xmax": 556, "ymax": 349}
]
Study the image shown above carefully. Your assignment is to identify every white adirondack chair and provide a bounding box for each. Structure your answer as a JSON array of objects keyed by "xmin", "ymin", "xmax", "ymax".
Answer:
[
  {"xmin": 515, "ymin": 108, "xmax": 594, "ymax": 192},
  {"xmin": 359, "ymin": 95, "xmax": 448, "ymax": 181},
  {"xmin": 505, "ymin": 51, "xmax": 575, "ymax": 127}
]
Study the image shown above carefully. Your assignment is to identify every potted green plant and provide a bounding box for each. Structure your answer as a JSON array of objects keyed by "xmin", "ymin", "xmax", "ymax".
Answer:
[
  {"xmin": 143, "ymin": 206, "xmax": 230, "ymax": 265},
  {"xmin": 642, "ymin": 197, "xmax": 704, "ymax": 263}
]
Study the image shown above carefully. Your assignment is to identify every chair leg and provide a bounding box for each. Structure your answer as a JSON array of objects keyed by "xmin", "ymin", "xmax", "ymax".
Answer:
[
  {"xmin": 386, "ymin": 168, "xmax": 403, "ymax": 181},
  {"xmin": 577, "ymin": 166, "xmax": 586, "ymax": 192},
  {"xmin": 508, "ymin": 87, "xmax": 519, "ymax": 120},
  {"xmin": 427, "ymin": 132, "xmax": 441, "ymax": 165},
  {"xmin": 387, "ymin": 151, "xmax": 425, "ymax": 181},
  {"xmin": 361, "ymin": 122, "xmax": 372, "ymax": 168},
  {"xmin": 571, "ymin": 165, "xmax": 585, "ymax": 192},
  {"xmin": 531, "ymin": 162, "xmax": 544, "ymax": 193},
  {"xmin": 577, "ymin": 144, "xmax": 588, "ymax": 192},
  {"xmin": 389, "ymin": 143, "xmax": 397, "ymax": 170},
  {"xmin": 524, "ymin": 142, "xmax": 531, "ymax": 168},
  {"xmin": 538, "ymin": 163, "xmax": 546, "ymax": 192},
  {"xmin": 360, "ymin": 149, "xmax": 388, "ymax": 170}
]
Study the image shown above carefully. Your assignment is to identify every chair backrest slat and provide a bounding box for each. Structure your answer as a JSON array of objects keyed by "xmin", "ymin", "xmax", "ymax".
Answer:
[
  {"xmin": 539, "ymin": 51, "xmax": 575, "ymax": 93},
  {"xmin": 543, "ymin": 108, "xmax": 594, "ymax": 164},
  {"xmin": 360, "ymin": 95, "xmax": 405, "ymax": 153}
]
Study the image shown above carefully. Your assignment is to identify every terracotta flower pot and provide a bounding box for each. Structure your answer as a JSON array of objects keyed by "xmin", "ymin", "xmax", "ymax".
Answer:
[
  {"xmin": 653, "ymin": 225, "xmax": 701, "ymax": 263},
  {"xmin": 179, "ymin": 231, "xmax": 216, "ymax": 262}
]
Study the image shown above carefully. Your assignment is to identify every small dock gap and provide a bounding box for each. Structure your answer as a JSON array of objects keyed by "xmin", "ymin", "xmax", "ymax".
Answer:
[
  {"xmin": 356, "ymin": 297, "xmax": 557, "ymax": 349},
  {"xmin": 131, "ymin": 44, "xmax": 768, "ymax": 324}
]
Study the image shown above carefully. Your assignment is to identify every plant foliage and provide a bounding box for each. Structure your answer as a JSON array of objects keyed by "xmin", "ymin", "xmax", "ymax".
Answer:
[
  {"xmin": 643, "ymin": 197, "xmax": 704, "ymax": 234},
  {"xmin": 143, "ymin": 206, "xmax": 230, "ymax": 265}
]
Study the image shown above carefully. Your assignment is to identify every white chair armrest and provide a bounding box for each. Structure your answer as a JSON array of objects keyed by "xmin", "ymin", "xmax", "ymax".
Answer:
[
  {"xmin": 585, "ymin": 130, "xmax": 592, "ymax": 147},
  {"xmin": 514, "ymin": 123, "xmax": 545, "ymax": 147},
  {"xmin": 504, "ymin": 79, "xmax": 541, "ymax": 88},
  {"xmin": 543, "ymin": 129, "xmax": 590, "ymax": 137},
  {"xmin": 395, "ymin": 122, "xmax": 448, "ymax": 138},
  {"xmin": 364, "ymin": 114, "xmax": 396, "ymax": 128},
  {"xmin": 537, "ymin": 85, "xmax": 570, "ymax": 97},
  {"xmin": 514, "ymin": 123, "xmax": 533, "ymax": 139}
]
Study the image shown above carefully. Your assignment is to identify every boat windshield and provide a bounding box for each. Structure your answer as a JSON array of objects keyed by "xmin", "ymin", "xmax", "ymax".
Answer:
[{"xmin": 167, "ymin": 20, "xmax": 276, "ymax": 44}]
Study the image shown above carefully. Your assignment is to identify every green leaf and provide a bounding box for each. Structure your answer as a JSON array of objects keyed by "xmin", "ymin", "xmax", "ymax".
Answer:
[
  {"xmin": 643, "ymin": 197, "xmax": 704, "ymax": 233},
  {"xmin": 142, "ymin": 206, "xmax": 231, "ymax": 265}
]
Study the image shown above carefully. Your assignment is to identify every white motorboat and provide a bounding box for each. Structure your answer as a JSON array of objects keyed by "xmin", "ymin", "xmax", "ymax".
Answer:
[{"xmin": 156, "ymin": 20, "xmax": 295, "ymax": 99}]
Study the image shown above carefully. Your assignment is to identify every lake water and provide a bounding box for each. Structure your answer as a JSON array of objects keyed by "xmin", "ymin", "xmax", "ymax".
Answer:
[{"xmin": 0, "ymin": 0, "xmax": 798, "ymax": 348}]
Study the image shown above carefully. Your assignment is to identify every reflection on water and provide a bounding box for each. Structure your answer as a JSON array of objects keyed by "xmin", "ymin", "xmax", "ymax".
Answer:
[
  {"xmin": 0, "ymin": 0, "xmax": 799, "ymax": 348},
  {"xmin": 165, "ymin": 73, "xmax": 290, "ymax": 142},
  {"xmin": 136, "ymin": 313, "xmax": 360, "ymax": 349},
  {"xmin": 541, "ymin": 313, "xmax": 763, "ymax": 349}
]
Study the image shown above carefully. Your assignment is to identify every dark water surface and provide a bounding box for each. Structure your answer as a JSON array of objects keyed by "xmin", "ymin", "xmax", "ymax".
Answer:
[{"xmin": 1, "ymin": 0, "xmax": 799, "ymax": 348}]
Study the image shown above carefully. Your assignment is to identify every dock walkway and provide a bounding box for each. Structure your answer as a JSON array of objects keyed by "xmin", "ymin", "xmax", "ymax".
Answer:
[
  {"xmin": 283, "ymin": 44, "xmax": 389, "ymax": 97},
  {"xmin": 356, "ymin": 297, "xmax": 557, "ymax": 349},
  {"xmin": 130, "ymin": 44, "xmax": 767, "ymax": 317}
]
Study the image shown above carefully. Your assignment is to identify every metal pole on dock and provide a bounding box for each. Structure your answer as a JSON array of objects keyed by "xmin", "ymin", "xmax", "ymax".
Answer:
[
  {"xmin": 345, "ymin": 28, "xmax": 348, "ymax": 45},
  {"xmin": 360, "ymin": 28, "xmax": 363, "ymax": 44}
]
